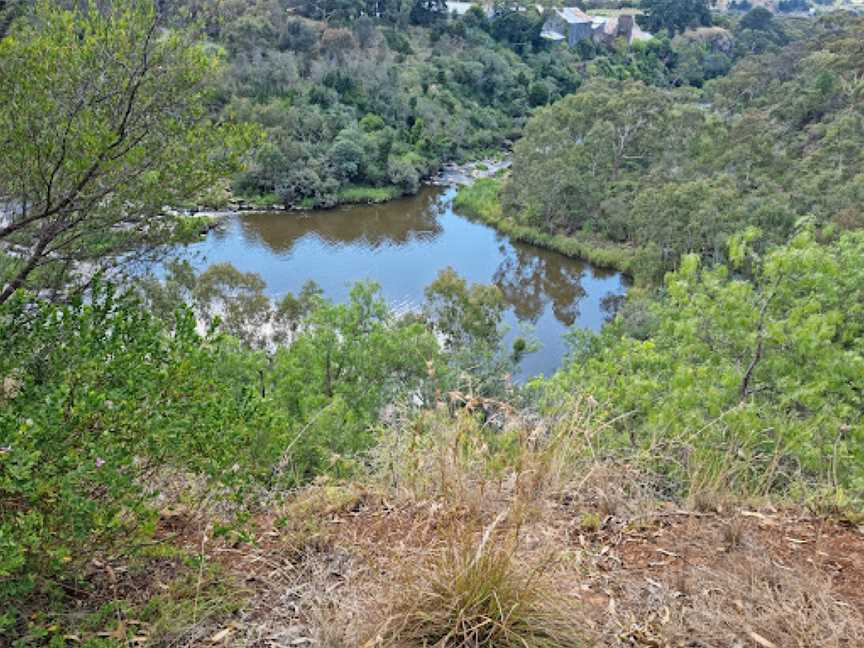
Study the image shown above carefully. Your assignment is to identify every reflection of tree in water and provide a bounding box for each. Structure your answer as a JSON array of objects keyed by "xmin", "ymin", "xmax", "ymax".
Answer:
[
  {"xmin": 492, "ymin": 243, "xmax": 587, "ymax": 326},
  {"xmin": 600, "ymin": 292, "xmax": 626, "ymax": 322},
  {"xmin": 236, "ymin": 188, "xmax": 445, "ymax": 254}
]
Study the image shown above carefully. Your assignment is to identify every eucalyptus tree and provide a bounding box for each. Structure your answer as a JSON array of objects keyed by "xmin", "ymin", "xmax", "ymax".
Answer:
[
  {"xmin": 637, "ymin": 0, "xmax": 713, "ymax": 36},
  {"xmin": 0, "ymin": 0, "xmax": 254, "ymax": 304}
]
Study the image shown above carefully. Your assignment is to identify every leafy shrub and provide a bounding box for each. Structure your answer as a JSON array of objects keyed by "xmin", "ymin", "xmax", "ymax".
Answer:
[
  {"xmin": 0, "ymin": 287, "xmax": 277, "ymax": 629},
  {"xmin": 387, "ymin": 156, "xmax": 421, "ymax": 194},
  {"xmin": 546, "ymin": 230, "xmax": 864, "ymax": 501},
  {"xmin": 0, "ymin": 281, "xmax": 447, "ymax": 630}
]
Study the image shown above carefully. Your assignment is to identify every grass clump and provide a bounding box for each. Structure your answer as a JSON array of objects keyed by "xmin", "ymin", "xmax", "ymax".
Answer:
[
  {"xmin": 243, "ymin": 192, "xmax": 282, "ymax": 208},
  {"xmin": 453, "ymin": 178, "xmax": 503, "ymax": 222},
  {"xmin": 579, "ymin": 511, "xmax": 602, "ymax": 532},
  {"xmin": 454, "ymin": 179, "xmax": 637, "ymax": 276},
  {"xmin": 370, "ymin": 523, "xmax": 582, "ymax": 648},
  {"xmin": 337, "ymin": 184, "xmax": 401, "ymax": 204}
]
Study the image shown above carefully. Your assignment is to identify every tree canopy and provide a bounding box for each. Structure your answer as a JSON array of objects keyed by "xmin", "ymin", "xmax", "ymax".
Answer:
[
  {"xmin": 0, "ymin": 0, "xmax": 254, "ymax": 303},
  {"xmin": 637, "ymin": 0, "xmax": 714, "ymax": 36},
  {"xmin": 504, "ymin": 15, "xmax": 864, "ymax": 281},
  {"xmin": 548, "ymin": 229, "xmax": 864, "ymax": 497}
]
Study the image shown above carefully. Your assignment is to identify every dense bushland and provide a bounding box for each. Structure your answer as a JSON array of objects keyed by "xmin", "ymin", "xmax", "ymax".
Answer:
[
  {"xmin": 503, "ymin": 13, "xmax": 864, "ymax": 279},
  {"xmin": 3, "ymin": 0, "xmax": 864, "ymax": 643},
  {"xmin": 162, "ymin": 0, "xmax": 782, "ymax": 208},
  {"xmin": 543, "ymin": 229, "xmax": 864, "ymax": 503},
  {"xmin": 0, "ymin": 268, "xmax": 525, "ymax": 631}
]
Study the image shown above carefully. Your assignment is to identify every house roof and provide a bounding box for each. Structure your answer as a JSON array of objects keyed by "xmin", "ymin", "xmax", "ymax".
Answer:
[{"xmin": 554, "ymin": 7, "xmax": 592, "ymax": 24}]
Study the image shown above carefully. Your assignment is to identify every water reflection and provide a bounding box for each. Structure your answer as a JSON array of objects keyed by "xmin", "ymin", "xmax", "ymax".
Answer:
[
  {"xmin": 492, "ymin": 243, "xmax": 587, "ymax": 326},
  {"xmin": 183, "ymin": 186, "xmax": 627, "ymax": 377},
  {"xmin": 234, "ymin": 189, "xmax": 444, "ymax": 254}
]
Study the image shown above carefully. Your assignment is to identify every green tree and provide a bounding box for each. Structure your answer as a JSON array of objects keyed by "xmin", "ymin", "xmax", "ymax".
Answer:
[
  {"xmin": 423, "ymin": 268, "xmax": 520, "ymax": 396},
  {"xmin": 0, "ymin": 0, "xmax": 255, "ymax": 304},
  {"xmin": 527, "ymin": 80, "xmax": 550, "ymax": 107},
  {"xmin": 271, "ymin": 282, "xmax": 439, "ymax": 477},
  {"xmin": 637, "ymin": 0, "xmax": 713, "ymax": 36},
  {"xmin": 548, "ymin": 229, "xmax": 864, "ymax": 499},
  {"xmin": 739, "ymin": 6, "xmax": 774, "ymax": 31},
  {"xmin": 424, "ymin": 267, "xmax": 506, "ymax": 351},
  {"xmin": 491, "ymin": 2, "xmax": 542, "ymax": 49},
  {"xmin": 192, "ymin": 263, "xmax": 274, "ymax": 348},
  {"xmin": 504, "ymin": 79, "xmax": 680, "ymax": 232}
]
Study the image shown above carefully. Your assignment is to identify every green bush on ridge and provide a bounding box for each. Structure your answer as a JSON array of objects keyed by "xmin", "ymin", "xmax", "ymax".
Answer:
[{"xmin": 543, "ymin": 229, "xmax": 864, "ymax": 502}]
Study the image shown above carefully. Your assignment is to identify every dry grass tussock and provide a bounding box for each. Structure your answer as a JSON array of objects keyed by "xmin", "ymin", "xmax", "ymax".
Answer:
[
  {"xmin": 118, "ymin": 402, "xmax": 864, "ymax": 647},
  {"xmin": 363, "ymin": 515, "xmax": 583, "ymax": 648}
]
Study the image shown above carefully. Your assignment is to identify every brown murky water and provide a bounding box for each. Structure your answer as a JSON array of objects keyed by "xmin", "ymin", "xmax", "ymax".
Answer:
[{"xmin": 183, "ymin": 186, "xmax": 626, "ymax": 378}]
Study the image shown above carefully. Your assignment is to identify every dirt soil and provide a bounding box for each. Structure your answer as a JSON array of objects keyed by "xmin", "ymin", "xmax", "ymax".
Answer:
[{"xmin": 162, "ymin": 485, "xmax": 864, "ymax": 648}]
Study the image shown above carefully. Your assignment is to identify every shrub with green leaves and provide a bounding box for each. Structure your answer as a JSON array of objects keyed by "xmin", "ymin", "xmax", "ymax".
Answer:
[
  {"xmin": 269, "ymin": 282, "xmax": 441, "ymax": 481},
  {"xmin": 545, "ymin": 229, "xmax": 864, "ymax": 501},
  {"xmin": 0, "ymin": 281, "xmax": 446, "ymax": 632},
  {"xmin": 0, "ymin": 287, "xmax": 277, "ymax": 627}
]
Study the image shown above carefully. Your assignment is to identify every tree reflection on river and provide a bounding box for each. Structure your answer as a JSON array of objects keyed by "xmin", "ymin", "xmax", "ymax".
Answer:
[
  {"xmin": 183, "ymin": 187, "xmax": 627, "ymax": 377},
  {"xmin": 493, "ymin": 244, "xmax": 587, "ymax": 326},
  {"xmin": 228, "ymin": 188, "xmax": 444, "ymax": 253}
]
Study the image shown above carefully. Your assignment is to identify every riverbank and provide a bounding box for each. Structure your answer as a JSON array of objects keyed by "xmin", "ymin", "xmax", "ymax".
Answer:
[
  {"xmin": 453, "ymin": 178, "xmax": 639, "ymax": 278},
  {"xmin": 218, "ymin": 156, "xmax": 512, "ymax": 214}
]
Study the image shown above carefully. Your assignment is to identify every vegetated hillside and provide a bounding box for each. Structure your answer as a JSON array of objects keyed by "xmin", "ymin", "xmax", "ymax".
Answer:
[
  {"xmin": 172, "ymin": 1, "xmax": 579, "ymax": 209},
  {"xmin": 166, "ymin": 0, "xmax": 785, "ymax": 209},
  {"xmin": 496, "ymin": 12, "xmax": 864, "ymax": 280},
  {"xmin": 3, "ymin": 2, "xmax": 864, "ymax": 646}
]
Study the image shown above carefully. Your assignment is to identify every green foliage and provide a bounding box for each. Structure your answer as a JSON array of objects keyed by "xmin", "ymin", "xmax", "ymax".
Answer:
[
  {"xmin": 455, "ymin": 178, "xmax": 637, "ymax": 275},
  {"xmin": 454, "ymin": 178, "xmax": 504, "ymax": 221},
  {"xmin": 425, "ymin": 268, "xmax": 506, "ymax": 351},
  {"xmin": 338, "ymin": 184, "xmax": 402, "ymax": 204},
  {"xmin": 270, "ymin": 282, "xmax": 440, "ymax": 480},
  {"xmin": 0, "ymin": 0, "xmax": 255, "ymax": 303},
  {"xmin": 7, "ymin": 0, "xmax": 864, "ymax": 638},
  {"xmin": 545, "ymin": 231, "xmax": 864, "ymax": 501},
  {"xmin": 740, "ymin": 6, "xmax": 775, "ymax": 31},
  {"xmin": 174, "ymin": 0, "xmax": 687, "ymax": 210},
  {"xmin": 0, "ymin": 278, "xmax": 453, "ymax": 630},
  {"xmin": 637, "ymin": 0, "xmax": 713, "ymax": 36},
  {"xmin": 506, "ymin": 16, "xmax": 864, "ymax": 278},
  {"xmin": 504, "ymin": 79, "xmax": 681, "ymax": 233},
  {"xmin": 0, "ymin": 287, "xmax": 273, "ymax": 628},
  {"xmin": 423, "ymin": 268, "xmax": 524, "ymax": 395}
]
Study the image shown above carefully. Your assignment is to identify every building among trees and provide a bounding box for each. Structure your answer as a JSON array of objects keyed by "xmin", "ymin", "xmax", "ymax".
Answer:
[{"xmin": 540, "ymin": 6, "xmax": 652, "ymax": 46}]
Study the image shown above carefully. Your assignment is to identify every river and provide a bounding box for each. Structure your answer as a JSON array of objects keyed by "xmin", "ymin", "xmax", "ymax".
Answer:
[{"xmin": 181, "ymin": 186, "xmax": 627, "ymax": 379}]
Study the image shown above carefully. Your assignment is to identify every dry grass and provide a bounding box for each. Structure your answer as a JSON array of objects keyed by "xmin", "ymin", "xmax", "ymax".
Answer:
[
  {"xmin": 364, "ymin": 516, "xmax": 583, "ymax": 648},
  {"xmin": 599, "ymin": 554, "xmax": 864, "ymax": 647},
  {"xmin": 91, "ymin": 406, "xmax": 864, "ymax": 648}
]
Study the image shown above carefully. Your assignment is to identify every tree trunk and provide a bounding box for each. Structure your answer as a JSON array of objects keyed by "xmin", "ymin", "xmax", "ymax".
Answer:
[{"xmin": 0, "ymin": 227, "xmax": 53, "ymax": 305}]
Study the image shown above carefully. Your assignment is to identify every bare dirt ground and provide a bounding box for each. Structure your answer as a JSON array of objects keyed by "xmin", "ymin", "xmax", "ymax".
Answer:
[{"xmin": 156, "ymin": 476, "xmax": 864, "ymax": 648}]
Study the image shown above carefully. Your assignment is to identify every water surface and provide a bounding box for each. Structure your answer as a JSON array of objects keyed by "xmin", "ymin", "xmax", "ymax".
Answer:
[{"xmin": 183, "ymin": 187, "xmax": 626, "ymax": 378}]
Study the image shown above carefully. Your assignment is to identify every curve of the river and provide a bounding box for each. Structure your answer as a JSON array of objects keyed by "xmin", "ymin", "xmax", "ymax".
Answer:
[{"xmin": 181, "ymin": 186, "xmax": 627, "ymax": 379}]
